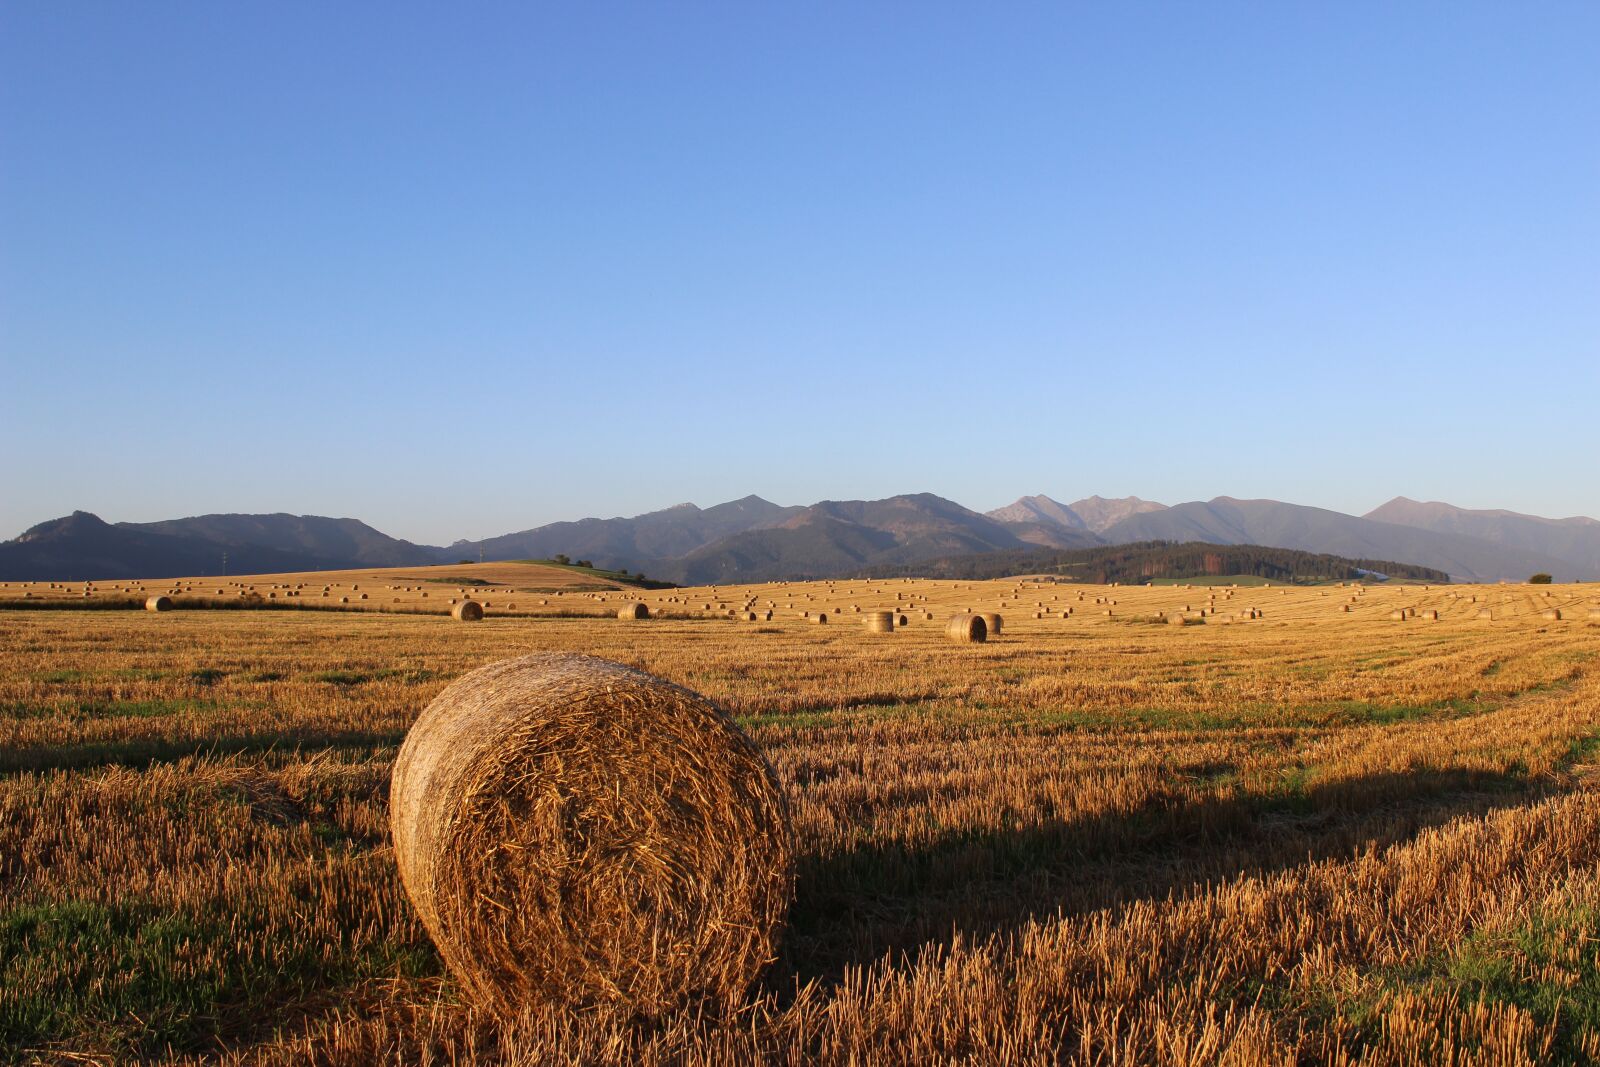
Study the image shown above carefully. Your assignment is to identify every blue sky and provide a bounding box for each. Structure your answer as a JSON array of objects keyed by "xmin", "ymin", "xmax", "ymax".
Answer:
[{"xmin": 3, "ymin": 3, "xmax": 1596, "ymax": 544}]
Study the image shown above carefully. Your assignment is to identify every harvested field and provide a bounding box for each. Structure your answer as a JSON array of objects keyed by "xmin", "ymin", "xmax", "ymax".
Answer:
[{"xmin": 2, "ymin": 575, "xmax": 1600, "ymax": 1063}]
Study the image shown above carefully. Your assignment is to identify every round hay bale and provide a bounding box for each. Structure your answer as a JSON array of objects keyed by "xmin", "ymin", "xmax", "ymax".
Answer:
[
  {"xmin": 811, "ymin": 612, "xmax": 828, "ymax": 625},
  {"xmin": 897, "ymin": 614, "xmax": 909, "ymax": 626},
  {"xmin": 863, "ymin": 611, "xmax": 894, "ymax": 633},
  {"xmin": 740, "ymin": 611, "xmax": 758, "ymax": 622},
  {"xmin": 145, "ymin": 595, "xmax": 173, "ymax": 612},
  {"xmin": 1390, "ymin": 610, "xmax": 1406, "ymax": 621},
  {"xmin": 1542, "ymin": 608, "xmax": 1563, "ymax": 621},
  {"xmin": 452, "ymin": 600, "xmax": 485, "ymax": 622},
  {"xmin": 945, "ymin": 613, "xmax": 987, "ymax": 643},
  {"xmin": 618, "ymin": 602, "xmax": 649, "ymax": 620},
  {"xmin": 390, "ymin": 653, "xmax": 793, "ymax": 1016},
  {"xmin": 1477, "ymin": 609, "xmax": 1493, "ymax": 620},
  {"xmin": 978, "ymin": 612, "xmax": 1003, "ymax": 637}
]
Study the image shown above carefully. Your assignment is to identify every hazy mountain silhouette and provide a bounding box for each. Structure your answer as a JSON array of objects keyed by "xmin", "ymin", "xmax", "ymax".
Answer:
[
  {"xmin": 5, "ymin": 491, "xmax": 1596, "ymax": 583},
  {"xmin": 1365, "ymin": 497, "xmax": 1600, "ymax": 575},
  {"xmin": 1098, "ymin": 497, "xmax": 1583, "ymax": 582}
]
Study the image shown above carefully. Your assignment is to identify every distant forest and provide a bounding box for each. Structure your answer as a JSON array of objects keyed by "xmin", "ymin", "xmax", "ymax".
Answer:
[{"xmin": 854, "ymin": 541, "xmax": 1451, "ymax": 585}]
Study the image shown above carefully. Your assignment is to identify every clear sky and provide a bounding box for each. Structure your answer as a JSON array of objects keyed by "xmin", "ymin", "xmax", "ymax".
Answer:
[{"xmin": 3, "ymin": 4, "xmax": 1596, "ymax": 545}]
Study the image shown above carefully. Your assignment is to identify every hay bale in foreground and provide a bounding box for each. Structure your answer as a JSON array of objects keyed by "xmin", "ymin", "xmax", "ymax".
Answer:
[
  {"xmin": 145, "ymin": 595, "xmax": 173, "ymax": 612},
  {"xmin": 618, "ymin": 602, "xmax": 649, "ymax": 620},
  {"xmin": 390, "ymin": 653, "xmax": 793, "ymax": 1017},
  {"xmin": 452, "ymin": 600, "xmax": 484, "ymax": 622},
  {"xmin": 946, "ymin": 613, "xmax": 987, "ymax": 643},
  {"xmin": 979, "ymin": 612, "xmax": 1003, "ymax": 637},
  {"xmin": 863, "ymin": 611, "xmax": 894, "ymax": 633}
]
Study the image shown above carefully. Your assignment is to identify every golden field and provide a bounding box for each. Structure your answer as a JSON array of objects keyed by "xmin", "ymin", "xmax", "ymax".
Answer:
[{"xmin": 3, "ymin": 573, "xmax": 1600, "ymax": 1064}]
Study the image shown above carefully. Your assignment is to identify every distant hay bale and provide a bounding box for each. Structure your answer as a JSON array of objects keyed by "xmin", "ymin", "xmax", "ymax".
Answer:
[
  {"xmin": 390, "ymin": 652, "xmax": 792, "ymax": 1017},
  {"xmin": 863, "ymin": 611, "xmax": 894, "ymax": 633},
  {"xmin": 811, "ymin": 612, "xmax": 828, "ymax": 625},
  {"xmin": 923, "ymin": 612, "xmax": 934, "ymax": 621},
  {"xmin": 618, "ymin": 602, "xmax": 649, "ymax": 620},
  {"xmin": 1542, "ymin": 608, "xmax": 1563, "ymax": 621},
  {"xmin": 1477, "ymin": 609, "xmax": 1493, "ymax": 620},
  {"xmin": 897, "ymin": 614, "xmax": 909, "ymax": 626},
  {"xmin": 945, "ymin": 613, "xmax": 987, "ymax": 642},
  {"xmin": 452, "ymin": 600, "xmax": 485, "ymax": 622},
  {"xmin": 1420, "ymin": 610, "xmax": 1439, "ymax": 621},
  {"xmin": 978, "ymin": 612, "xmax": 1003, "ymax": 637},
  {"xmin": 145, "ymin": 595, "xmax": 173, "ymax": 612},
  {"xmin": 740, "ymin": 611, "xmax": 758, "ymax": 622},
  {"xmin": 1390, "ymin": 610, "xmax": 1406, "ymax": 621}
]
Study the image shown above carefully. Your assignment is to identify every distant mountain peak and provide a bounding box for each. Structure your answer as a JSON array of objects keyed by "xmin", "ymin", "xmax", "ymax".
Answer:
[
  {"xmin": 1067, "ymin": 495, "xmax": 1168, "ymax": 533},
  {"xmin": 986, "ymin": 494, "xmax": 1085, "ymax": 529}
]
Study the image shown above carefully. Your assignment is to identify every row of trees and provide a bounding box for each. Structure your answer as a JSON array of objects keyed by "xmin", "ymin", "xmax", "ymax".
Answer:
[{"xmin": 855, "ymin": 541, "xmax": 1451, "ymax": 585}]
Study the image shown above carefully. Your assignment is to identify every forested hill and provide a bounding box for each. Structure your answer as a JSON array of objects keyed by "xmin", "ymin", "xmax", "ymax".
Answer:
[{"xmin": 853, "ymin": 541, "xmax": 1452, "ymax": 585}]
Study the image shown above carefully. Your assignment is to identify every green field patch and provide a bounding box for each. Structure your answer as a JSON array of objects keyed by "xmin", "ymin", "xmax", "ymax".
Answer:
[
  {"xmin": 0, "ymin": 892, "xmax": 434, "ymax": 1059},
  {"xmin": 73, "ymin": 697, "xmax": 225, "ymax": 720}
]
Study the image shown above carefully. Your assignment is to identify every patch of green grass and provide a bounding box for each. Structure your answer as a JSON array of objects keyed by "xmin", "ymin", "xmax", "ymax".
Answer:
[
  {"xmin": 74, "ymin": 697, "xmax": 222, "ymax": 720},
  {"xmin": 1321, "ymin": 904, "xmax": 1600, "ymax": 1064},
  {"xmin": 0, "ymin": 894, "xmax": 435, "ymax": 1059},
  {"xmin": 306, "ymin": 670, "xmax": 371, "ymax": 686}
]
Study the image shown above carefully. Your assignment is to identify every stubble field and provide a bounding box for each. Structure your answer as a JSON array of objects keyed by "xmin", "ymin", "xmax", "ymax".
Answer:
[{"xmin": 2, "ymin": 574, "xmax": 1599, "ymax": 1064}]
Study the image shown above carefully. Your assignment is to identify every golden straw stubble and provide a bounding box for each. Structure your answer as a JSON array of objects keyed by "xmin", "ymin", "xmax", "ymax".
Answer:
[{"xmin": 389, "ymin": 652, "xmax": 793, "ymax": 1017}]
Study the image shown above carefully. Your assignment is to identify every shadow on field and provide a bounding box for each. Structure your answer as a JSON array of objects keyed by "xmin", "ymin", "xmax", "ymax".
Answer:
[
  {"xmin": 777, "ymin": 765, "xmax": 1541, "ymax": 990},
  {"xmin": 0, "ymin": 729, "xmax": 407, "ymax": 774}
]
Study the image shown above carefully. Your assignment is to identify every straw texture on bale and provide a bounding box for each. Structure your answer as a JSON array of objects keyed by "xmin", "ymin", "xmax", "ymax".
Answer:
[
  {"xmin": 946, "ymin": 613, "xmax": 987, "ymax": 643},
  {"xmin": 617, "ymin": 602, "xmax": 649, "ymax": 620},
  {"xmin": 863, "ymin": 611, "xmax": 895, "ymax": 633},
  {"xmin": 451, "ymin": 600, "xmax": 484, "ymax": 622},
  {"xmin": 979, "ymin": 612, "xmax": 1003, "ymax": 636},
  {"xmin": 145, "ymin": 595, "xmax": 173, "ymax": 612},
  {"xmin": 390, "ymin": 653, "xmax": 793, "ymax": 1017}
]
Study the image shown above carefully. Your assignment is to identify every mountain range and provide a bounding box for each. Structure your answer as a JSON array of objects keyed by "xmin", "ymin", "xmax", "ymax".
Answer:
[{"xmin": 3, "ymin": 493, "xmax": 1596, "ymax": 584}]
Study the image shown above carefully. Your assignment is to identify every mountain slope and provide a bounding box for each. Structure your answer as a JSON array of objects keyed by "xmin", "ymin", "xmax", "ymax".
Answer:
[
  {"xmin": 0, "ymin": 512, "xmax": 357, "ymax": 580},
  {"xmin": 1066, "ymin": 496, "xmax": 1168, "ymax": 532},
  {"xmin": 1365, "ymin": 497, "xmax": 1600, "ymax": 575},
  {"xmin": 128, "ymin": 513, "xmax": 436, "ymax": 568},
  {"xmin": 986, "ymin": 495, "xmax": 1087, "ymax": 529},
  {"xmin": 453, "ymin": 494, "xmax": 799, "ymax": 570},
  {"xmin": 655, "ymin": 493, "xmax": 1033, "ymax": 583},
  {"xmin": 1101, "ymin": 497, "xmax": 1581, "ymax": 582}
]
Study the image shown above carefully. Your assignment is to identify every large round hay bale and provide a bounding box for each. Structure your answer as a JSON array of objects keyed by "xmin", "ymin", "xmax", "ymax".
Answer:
[
  {"xmin": 946, "ymin": 613, "xmax": 987, "ymax": 643},
  {"xmin": 897, "ymin": 613, "xmax": 909, "ymax": 626},
  {"xmin": 452, "ymin": 600, "xmax": 484, "ymax": 622},
  {"xmin": 863, "ymin": 611, "xmax": 894, "ymax": 633},
  {"xmin": 811, "ymin": 612, "xmax": 829, "ymax": 625},
  {"xmin": 978, "ymin": 612, "xmax": 1003, "ymax": 637},
  {"xmin": 145, "ymin": 595, "xmax": 173, "ymax": 612},
  {"xmin": 618, "ymin": 602, "xmax": 649, "ymax": 620},
  {"xmin": 1542, "ymin": 608, "xmax": 1563, "ymax": 621},
  {"xmin": 391, "ymin": 654, "xmax": 791, "ymax": 1016}
]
